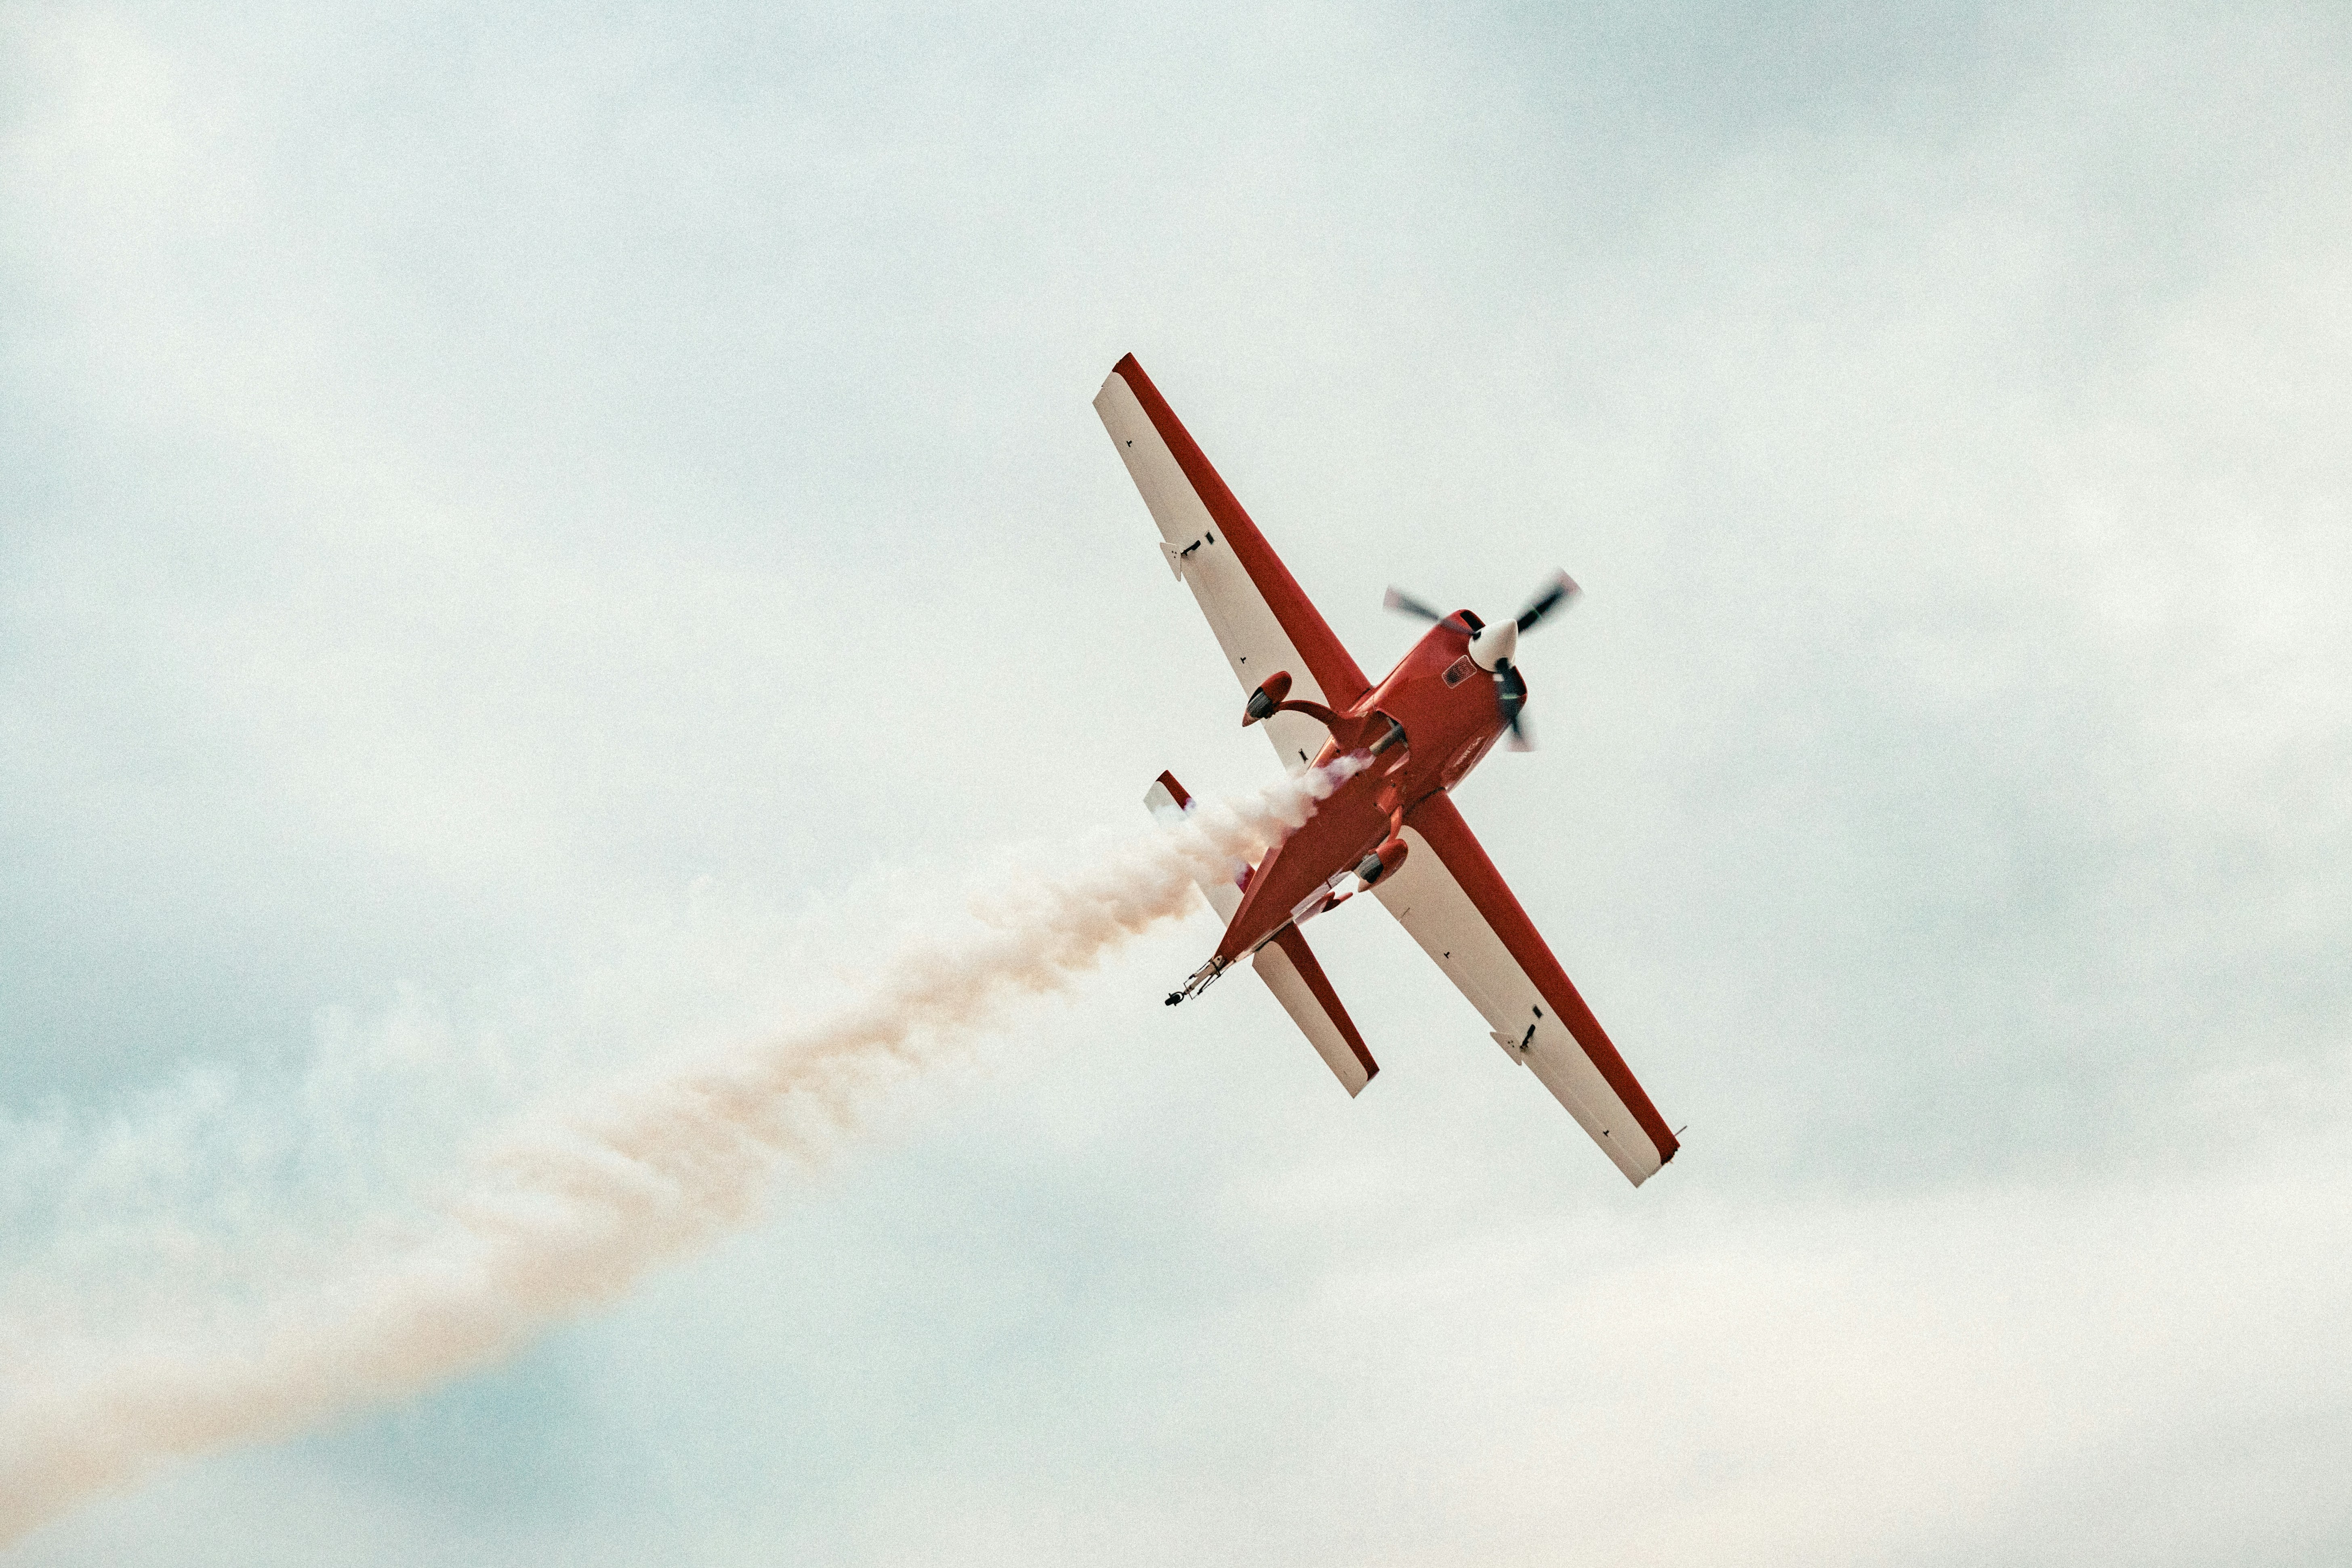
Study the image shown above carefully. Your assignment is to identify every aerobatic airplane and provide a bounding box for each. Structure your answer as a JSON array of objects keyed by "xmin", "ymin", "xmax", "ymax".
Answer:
[{"xmin": 1097, "ymin": 354, "xmax": 1678, "ymax": 1186}]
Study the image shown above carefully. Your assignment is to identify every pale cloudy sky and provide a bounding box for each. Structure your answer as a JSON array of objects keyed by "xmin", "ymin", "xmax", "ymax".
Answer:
[{"xmin": 3, "ymin": 2, "xmax": 2349, "ymax": 1563}]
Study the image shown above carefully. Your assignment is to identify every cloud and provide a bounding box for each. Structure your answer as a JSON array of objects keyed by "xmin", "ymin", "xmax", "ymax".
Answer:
[{"xmin": 3, "ymin": 0, "xmax": 2348, "ymax": 1561}]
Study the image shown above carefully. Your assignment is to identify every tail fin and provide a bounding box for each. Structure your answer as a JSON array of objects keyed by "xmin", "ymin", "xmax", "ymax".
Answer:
[{"xmin": 1145, "ymin": 771, "xmax": 1379, "ymax": 1096}]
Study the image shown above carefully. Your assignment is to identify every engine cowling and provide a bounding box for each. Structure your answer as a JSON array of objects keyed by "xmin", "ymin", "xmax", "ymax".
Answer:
[{"xmin": 1354, "ymin": 837, "xmax": 1409, "ymax": 887}]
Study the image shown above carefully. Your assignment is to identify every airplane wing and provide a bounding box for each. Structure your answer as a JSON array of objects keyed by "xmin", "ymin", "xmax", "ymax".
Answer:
[
  {"xmin": 1373, "ymin": 792, "xmax": 1679, "ymax": 1185},
  {"xmin": 1095, "ymin": 354, "xmax": 1372, "ymax": 771}
]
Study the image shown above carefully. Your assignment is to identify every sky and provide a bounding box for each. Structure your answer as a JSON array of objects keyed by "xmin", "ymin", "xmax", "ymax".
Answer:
[{"xmin": 2, "ymin": 1, "xmax": 2349, "ymax": 1562}]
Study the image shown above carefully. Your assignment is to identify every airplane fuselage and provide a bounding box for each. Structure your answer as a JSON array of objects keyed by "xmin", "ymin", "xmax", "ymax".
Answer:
[{"xmin": 1213, "ymin": 615, "xmax": 1512, "ymax": 965}]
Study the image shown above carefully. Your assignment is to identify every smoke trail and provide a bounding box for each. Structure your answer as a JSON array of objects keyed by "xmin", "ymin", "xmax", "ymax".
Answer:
[{"xmin": 0, "ymin": 761, "xmax": 1359, "ymax": 1543}]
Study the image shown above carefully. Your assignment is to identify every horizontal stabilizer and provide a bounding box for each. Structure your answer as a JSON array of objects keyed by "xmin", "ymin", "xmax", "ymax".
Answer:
[
  {"xmin": 1144, "ymin": 770, "xmax": 1243, "ymax": 921},
  {"xmin": 1144, "ymin": 770, "xmax": 1378, "ymax": 1096},
  {"xmin": 1256, "ymin": 924, "xmax": 1377, "ymax": 1095}
]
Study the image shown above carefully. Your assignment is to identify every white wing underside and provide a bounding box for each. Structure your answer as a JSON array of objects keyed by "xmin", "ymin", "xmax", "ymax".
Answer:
[
  {"xmin": 1095, "ymin": 373, "xmax": 1332, "ymax": 773},
  {"xmin": 1373, "ymin": 822, "xmax": 1671, "ymax": 1185}
]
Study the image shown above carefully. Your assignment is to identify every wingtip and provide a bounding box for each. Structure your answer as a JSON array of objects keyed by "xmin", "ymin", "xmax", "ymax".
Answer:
[{"xmin": 1626, "ymin": 1133, "xmax": 1680, "ymax": 1187}]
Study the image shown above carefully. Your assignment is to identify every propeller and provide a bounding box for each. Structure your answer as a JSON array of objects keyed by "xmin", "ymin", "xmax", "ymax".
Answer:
[
  {"xmin": 1513, "ymin": 570, "xmax": 1579, "ymax": 633},
  {"xmin": 1380, "ymin": 587, "xmax": 1475, "ymax": 634},
  {"xmin": 1497, "ymin": 663, "xmax": 1533, "ymax": 750},
  {"xmin": 1381, "ymin": 570, "xmax": 1580, "ymax": 751}
]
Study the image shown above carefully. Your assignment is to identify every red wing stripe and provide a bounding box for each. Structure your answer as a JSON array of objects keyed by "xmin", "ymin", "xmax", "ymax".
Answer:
[
  {"xmin": 1111, "ymin": 355, "xmax": 1372, "ymax": 709},
  {"xmin": 1406, "ymin": 794, "xmax": 1677, "ymax": 1163},
  {"xmin": 1268, "ymin": 923, "xmax": 1379, "ymax": 1081}
]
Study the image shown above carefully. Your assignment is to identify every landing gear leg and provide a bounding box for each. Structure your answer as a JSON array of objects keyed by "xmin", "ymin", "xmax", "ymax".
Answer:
[{"xmin": 1165, "ymin": 955, "xmax": 1230, "ymax": 1006}]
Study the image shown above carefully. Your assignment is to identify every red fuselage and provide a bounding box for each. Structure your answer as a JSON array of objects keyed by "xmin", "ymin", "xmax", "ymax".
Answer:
[{"xmin": 1215, "ymin": 616, "xmax": 1510, "ymax": 964}]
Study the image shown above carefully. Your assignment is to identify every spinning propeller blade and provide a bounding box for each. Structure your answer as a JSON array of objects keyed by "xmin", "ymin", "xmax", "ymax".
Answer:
[
  {"xmin": 1514, "ymin": 570, "xmax": 1580, "ymax": 633},
  {"xmin": 1382, "ymin": 587, "xmax": 1469, "ymax": 632},
  {"xmin": 1496, "ymin": 663, "xmax": 1534, "ymax": 750}
]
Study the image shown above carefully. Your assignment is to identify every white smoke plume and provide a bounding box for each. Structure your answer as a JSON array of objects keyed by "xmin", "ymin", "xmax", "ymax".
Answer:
[{"xmin": 0, "ymin": 761, "xmax": 1361, "ymax": 1545}]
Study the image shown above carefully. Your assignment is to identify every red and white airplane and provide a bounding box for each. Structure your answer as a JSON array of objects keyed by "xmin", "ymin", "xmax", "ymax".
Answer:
[{"xmin": 1097, "ymin": 354, "xmax": 1679, "ymax": 1186}]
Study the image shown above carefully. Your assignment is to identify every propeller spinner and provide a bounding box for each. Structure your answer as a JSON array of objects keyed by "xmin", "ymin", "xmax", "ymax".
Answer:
[{"xmin": 1383, "ymin": 570, "xmax": 1579, "ymax": 750}]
